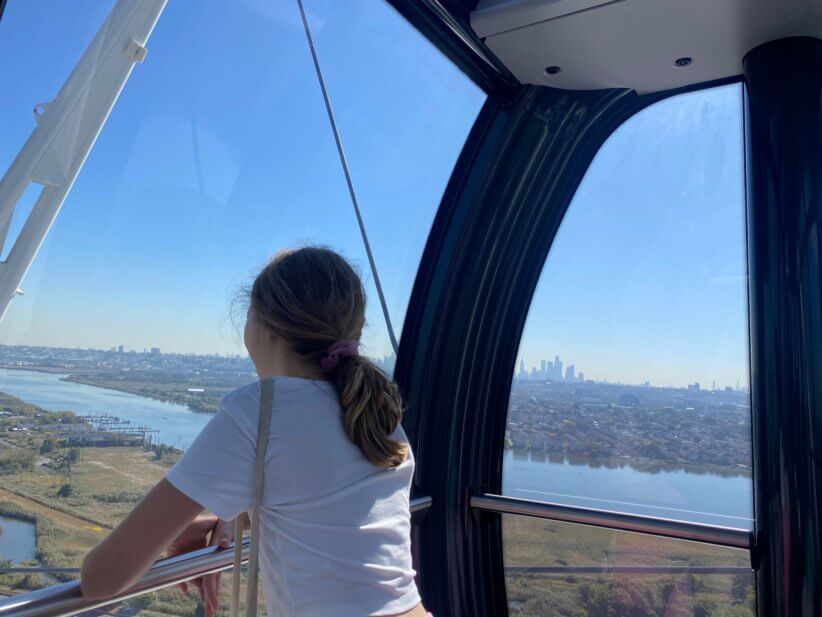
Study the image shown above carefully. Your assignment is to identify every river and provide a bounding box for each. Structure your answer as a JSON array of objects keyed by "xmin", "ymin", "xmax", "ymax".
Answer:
[
  {"xmin": 0, "ymin": 368, "xmax": 210, "ymax": 450},
  {"xmin": 503, "ymin": 449, "xmax": 753, "ymax": 528},
  {"xmin": 0, "ymin": 368, "xmax": 753, "ymax": 529}
]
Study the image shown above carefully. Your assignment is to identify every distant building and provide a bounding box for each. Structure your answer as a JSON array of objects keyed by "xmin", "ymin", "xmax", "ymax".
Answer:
[
  {"xmin": 554, "ymin": 356, "xmax": 563, "ymax": 380},
  {"xmin": 578, "ymin": 372, "xmax": 585, "ymax": 382},
  {"xmin": 566, "ymin": 364, "xmax": 575, "ymax": 381},
  {"xmin": 117, "ymin": 345, "xmax": 124, "ymax": 353},
  {"xmin": 540, "ymin": 359, "xmax": 546, "ymax": 378},
  {"xmin": 687, "ymin": 382, "xmax": 701, "ymax": 391},
  {"xmin": 619, "ymin": 393, "xmax": 640, "ymax": 406},
  {"xmin": 150, "ymin": 347, "xmax": 161, "ymax": 355},
  {"xmin": 519, "ymin": 359, "xmax": 526, "ymax": 380}
]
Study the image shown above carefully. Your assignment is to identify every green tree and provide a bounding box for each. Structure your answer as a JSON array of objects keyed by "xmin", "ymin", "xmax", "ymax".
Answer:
[
  {"xmin": 39, "ymin": 438, "xmax": 58, "ymax": 454},
  {"xmin": 17, "ymin": 449, "xmax": 36, "ymax": 472}
]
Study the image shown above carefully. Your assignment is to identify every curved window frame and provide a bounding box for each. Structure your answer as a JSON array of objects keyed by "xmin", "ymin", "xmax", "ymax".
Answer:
[{"xmin": 395, "ymin": 75, "xmax": 749, "ymax": 617}]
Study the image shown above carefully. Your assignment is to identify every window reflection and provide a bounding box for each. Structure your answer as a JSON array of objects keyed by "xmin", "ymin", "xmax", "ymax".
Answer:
[
  {"xmin": 0, "ymin": 1, "xmax": 114, "ymax": 174},
  {"xmin": 306, "ymin": 0, "xmax": 486, "ymax": 339},
  {"xmin": 0, "ymin": 0, "xmax": 482, "ymax": 606}
]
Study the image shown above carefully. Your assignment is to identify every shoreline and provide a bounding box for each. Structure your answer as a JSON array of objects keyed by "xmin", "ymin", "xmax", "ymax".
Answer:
[
  {"xmin": 60, "ymin": 374, "xmax": 215, "ymax": 414},
  {"xmin": 0, "ymin": 364, "xmax": 103, "ymax": 376},
  {"xmin": 0, "ymin": 365, "xmax": 215, "ymax": 415},
  {"xmin": 505, "ymin": 447, "xmax": 752, "ymax": 479}
]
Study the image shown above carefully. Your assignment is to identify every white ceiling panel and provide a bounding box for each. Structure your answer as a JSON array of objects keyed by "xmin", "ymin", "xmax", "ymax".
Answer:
[{"xmin": 472, "ymin": 0, "xmax": 822, "ymax": 93}]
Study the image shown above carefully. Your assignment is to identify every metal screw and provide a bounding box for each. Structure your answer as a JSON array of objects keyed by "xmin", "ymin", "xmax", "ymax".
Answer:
[
  {"xmin": 544, "ymin": 66, "xmax": 562, "ymax": 75},
  {"xmin": 674, "ymin": 57, "xmax": 692, "ymax": 67}
]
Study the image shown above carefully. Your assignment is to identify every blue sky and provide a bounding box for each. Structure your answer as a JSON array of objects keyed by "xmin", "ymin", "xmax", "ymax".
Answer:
[
  {"xmin": 0, "ymin": 2, "xmax": 748, "ymax": 388},
  {"xmin": 0, "ymin": 0, "xmax": 484, "ymax": 360},
  {"xmin": 518, "ymin": 84, "xmax": 749, "ymax": 388}
]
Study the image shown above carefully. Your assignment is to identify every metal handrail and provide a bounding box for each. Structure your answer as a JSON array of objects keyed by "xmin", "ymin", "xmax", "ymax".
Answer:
[
  {"xmin": 472, "ymin": 493, "xmax": 753, "ymax": 550},
  {"xmin": 0, "ymin": 496, "xmax": 434, "ymax": 617},
  {"xmin": 410, "ymin": 494, "xmax": 432, "ymax": 513},
  {"xmin": 0, "ymin": 539, "xmax": 249, "ymax": 617}
]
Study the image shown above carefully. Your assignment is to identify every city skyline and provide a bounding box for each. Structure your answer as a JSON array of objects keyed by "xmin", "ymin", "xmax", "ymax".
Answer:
[
  {"xmin": 514, "ymin": 352, "xmax": 747, "ymax": 391},
  {"xmin": 516, "ymin": 354, "xmax": 585, "ymax": 384},
  {"xmin": 514, "ymin": 349, "xmax": 748, "ymax": 391},
  {"xmin": 0, "ymin": 340, "xmax": 747, "ymax": 392}
]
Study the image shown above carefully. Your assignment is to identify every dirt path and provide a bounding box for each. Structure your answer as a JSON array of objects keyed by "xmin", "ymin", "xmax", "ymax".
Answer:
[
  {"xmin": 0, "ymin": 485, "xmax": 110, "ymax": 531},
  {"xmin": 84, "ymin": 460, "xmax": 145, "ymax": 483}
]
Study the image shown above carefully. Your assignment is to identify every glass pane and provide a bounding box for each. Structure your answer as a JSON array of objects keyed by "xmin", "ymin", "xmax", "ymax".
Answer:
[
  {"xmin": 307, "ymin": 1, "xmax": 486, "ymax": 348},
  {"xmin": 0, "ymin": 1, "xmax": 114, "ymax": 173},
  {"xmin": 0, "ymin": 0, "xmax": 481, "ymax": 603},
  {"xmin": 504, "ymin": 84, "xmax": 753, "ymax": 529},
  {"xmin": 504, "ymin": 514, "xmax": 754, "ymax": 616}
]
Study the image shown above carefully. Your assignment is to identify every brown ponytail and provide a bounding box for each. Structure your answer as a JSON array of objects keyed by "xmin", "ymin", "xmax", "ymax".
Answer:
[
  {"xmin": 248, "ymin": 246, "xmax": 407, "ymax": 468},
  {"xmin": 333, "ymin": 355, "xmax": 407, "ymax": 468}
]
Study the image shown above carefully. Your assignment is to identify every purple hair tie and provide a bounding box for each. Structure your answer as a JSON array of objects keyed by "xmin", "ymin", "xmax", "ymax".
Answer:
[{"xmin": 321, "ymin": 340, "xmax": 359, "ymax": 371}]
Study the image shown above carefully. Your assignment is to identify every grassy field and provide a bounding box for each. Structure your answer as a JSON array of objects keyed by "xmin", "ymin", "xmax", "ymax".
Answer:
[
  {"xmin": 0, "ymin": 387, "xmax": 754, "ymax": 616},
  {"xmin": 0, "ymin": 390, "xmax": 260, "ymax": 615},
  {"xmin": 0, "ymin": 438, "xmax": 215, "ymax": 614},
  {"xmin": 0, "ymin": 448, "xmax": 167, "ymax": 527},
  {"xmin": 0, "ymin": 447, "xmax": 224, "ymax": 615},
  {"xmin": 503, "ymin": 515, "xmax": 754, "ymax": 616}
]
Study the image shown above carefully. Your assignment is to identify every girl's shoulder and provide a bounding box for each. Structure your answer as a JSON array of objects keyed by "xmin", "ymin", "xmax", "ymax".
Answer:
[
  {"xmin": 216, "ymin": 380, "xmax": 262, "ymax": 439},
  {"xmin": 216, "ymin": 377, "xmax": 338, "ymax": 433},
  {"xmin": 221, "ymin": 380, "xmax": 261, "ymax": 413}
]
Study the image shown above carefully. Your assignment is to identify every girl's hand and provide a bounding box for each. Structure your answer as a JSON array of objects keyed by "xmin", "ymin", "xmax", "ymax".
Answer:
[
  {"xmin": 167, "ymin": 515, "xmax": 235, "ymax": 617},
  {"xmin": 202, "ymin": 518, "xmax": 235, "ymax": 617},
  {"xmin": 166, "ymin": 514, "xmax": 217, "ymax": 594}
]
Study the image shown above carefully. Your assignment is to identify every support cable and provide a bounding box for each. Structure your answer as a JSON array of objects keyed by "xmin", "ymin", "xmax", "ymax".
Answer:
[{"xmin": 295, "ymin": 0, "xmax": 399, "ymax": 355}]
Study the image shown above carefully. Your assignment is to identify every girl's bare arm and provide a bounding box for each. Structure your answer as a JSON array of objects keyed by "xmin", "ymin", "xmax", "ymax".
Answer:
[{"xmin": 80, "ymin": 479, "xmax": 204, "ymax": 601}]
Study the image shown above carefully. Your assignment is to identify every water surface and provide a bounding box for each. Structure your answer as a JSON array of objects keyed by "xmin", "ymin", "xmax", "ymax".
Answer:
[
  {"xmin": 0, "ymin": 516, "xmax": 35, "ymax": 564},
  {"xmin": 503, "ymin": 449, "xmax": 753, "ymax": 528},
  {"xmin": 0, "ymin": 368, "xmax": 210, "ymax": 449}
]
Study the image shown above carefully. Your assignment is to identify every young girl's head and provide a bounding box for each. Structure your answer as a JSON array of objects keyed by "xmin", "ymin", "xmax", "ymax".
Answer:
[{"xmin": 244, "ymin": 246, "xmax": 407, "ymax": 468}]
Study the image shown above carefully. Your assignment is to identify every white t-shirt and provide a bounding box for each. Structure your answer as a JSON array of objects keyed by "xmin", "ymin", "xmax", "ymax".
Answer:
[{"xmin": 165, "ymin": 377, "xmax": 420, "ymax": 617}]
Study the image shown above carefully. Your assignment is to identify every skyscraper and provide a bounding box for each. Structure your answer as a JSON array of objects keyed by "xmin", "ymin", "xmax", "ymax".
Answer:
[
  {"xmin": 554, "ymin": 356, "xmax": 563, "ymax": 380},
  {"xmin": 540, "ymin": 359, "xmax": 546, "ymax": 378},
  {"xmin": 519, "ymin": 358, "xmax": 526, "ymax": 380},
  {"xmin": 566, "ymin": 364, "xmax": 575, "ymax": 381}
]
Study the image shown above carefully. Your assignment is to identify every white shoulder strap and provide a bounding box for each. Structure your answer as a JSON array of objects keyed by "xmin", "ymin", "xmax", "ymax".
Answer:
[{"xmin": 230, "ymin": 378, "xmax": 274, "ymax": 617}]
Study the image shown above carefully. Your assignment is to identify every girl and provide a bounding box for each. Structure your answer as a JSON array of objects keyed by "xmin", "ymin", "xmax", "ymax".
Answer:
[{"xmin": 81, "ymin": 247, "xmax": 426, "ymax": 617}]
